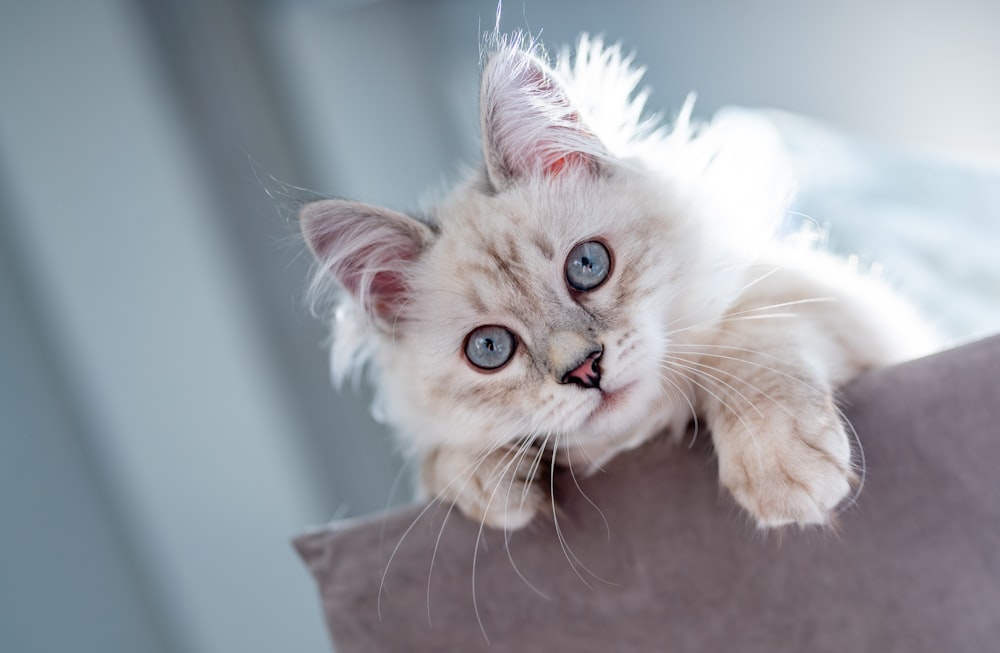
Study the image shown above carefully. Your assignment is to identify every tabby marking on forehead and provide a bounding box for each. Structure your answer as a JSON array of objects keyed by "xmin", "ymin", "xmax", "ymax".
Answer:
[
  {"xmin": 484, "ymin": 241, "xmax": 523, "ymax": 281},
  {"xmin": 465, "ymin": 287, "xmax": 489, "ymax": 315},
  {"xmin": 531, "ymin": 234, "xmax": 556, "ymax": 260}
]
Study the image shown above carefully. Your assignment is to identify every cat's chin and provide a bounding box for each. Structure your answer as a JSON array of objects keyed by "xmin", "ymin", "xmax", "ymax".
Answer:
[{"xmin": 560, "ymin": 377, "xmax": 671, "ymax": 470}]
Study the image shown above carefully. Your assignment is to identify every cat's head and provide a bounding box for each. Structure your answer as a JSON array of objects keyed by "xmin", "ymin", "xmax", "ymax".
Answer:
[{"xmin": 302, "ymin": 35, "xmax": 789, "ymax": 457}]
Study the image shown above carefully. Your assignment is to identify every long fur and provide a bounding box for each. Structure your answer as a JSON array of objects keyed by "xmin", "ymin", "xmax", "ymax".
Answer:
[{"xmin": 302, "ymin": 33, "xmax": 937, "ymax": 530}]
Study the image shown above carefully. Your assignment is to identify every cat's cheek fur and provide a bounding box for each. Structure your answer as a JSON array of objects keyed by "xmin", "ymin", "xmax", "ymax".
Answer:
[{"xmin": 375, "ymin": 337, "xmax": 547, "ymax": 453}]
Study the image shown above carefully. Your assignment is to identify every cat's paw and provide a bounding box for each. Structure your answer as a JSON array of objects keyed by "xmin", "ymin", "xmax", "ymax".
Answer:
[
  {"xmin": 421, "ymin": 444, "xmax": 548, "ymax": 530},
  {"xmin": 716, "ymin": 405, "xmax": 856, "ymax": 528}
]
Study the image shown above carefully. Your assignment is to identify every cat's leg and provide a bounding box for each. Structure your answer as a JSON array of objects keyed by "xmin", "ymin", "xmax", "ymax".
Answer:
[
  {"xmin": 686, "ymin": 257, "xmax": 935, "ymax": 528},
  {"xmin": 680, "ymin": 276, "xmax": 872, "ymax": 528},
  {"xmin": 690, "ymin": 327, "xmax": 857, "ymax": 528},
  {"xmin": 420, "ymin": 442, "xmax": 548, "ymax": 530}
]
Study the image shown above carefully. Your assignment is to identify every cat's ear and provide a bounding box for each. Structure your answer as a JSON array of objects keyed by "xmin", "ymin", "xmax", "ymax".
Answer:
[
  {"xmin": 480, "ymin": 46, "xmax": 604, "ymax": 188},
  {"xmin": 300, "ymin": 199, "xmax": 432, "ymax": 325}
]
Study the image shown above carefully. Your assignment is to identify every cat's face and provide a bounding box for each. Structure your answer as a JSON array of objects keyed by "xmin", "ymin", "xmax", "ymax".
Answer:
[
  {"xmin": 301, "ymin": 37, "xmax": 749, "ymax": 459},
  {"xmin": 389, "ymin": 171, "xmax": 694, "ymax": 454}
]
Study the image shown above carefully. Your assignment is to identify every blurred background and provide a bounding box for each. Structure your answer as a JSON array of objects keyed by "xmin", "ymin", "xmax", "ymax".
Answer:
[{"xmin": 1, "ymin": 1, "xmax": 998, "ymax": 652}]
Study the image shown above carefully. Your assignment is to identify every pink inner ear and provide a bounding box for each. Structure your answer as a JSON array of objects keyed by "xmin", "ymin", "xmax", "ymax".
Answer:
[
  {"xmin": 302, "ymin": 200, "xmax": 427, "ymax": 323},
  {"xmin": 329, "ymin": 238, "xmax": 419, "ymax": 322},
  {"xmin": 484, "ymin": 51, "xmax": 601, "ymax": 182},
  {"xmin": 329, "ymin": 241, "xmax": 414, "ymax": 295},
  {"xmin": 348, "ymin": 242, "xmax": 417, "ymax": 319},
  {"xmin": 524, "ymin": 69, "xmax": 593, "ymax": 176},
  {"xmin": 545, "ymin": 150, "xmax": 590, "ymax": 176}
]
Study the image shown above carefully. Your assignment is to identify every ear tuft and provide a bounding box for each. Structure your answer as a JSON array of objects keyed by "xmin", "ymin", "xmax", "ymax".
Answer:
[
  {"xmin": 300, "ymin": 200, "xmax": 432, "ymax": 326},
  {"xmin": 480, "ymin": 40, "xmax": 604, "ymax": 187}
]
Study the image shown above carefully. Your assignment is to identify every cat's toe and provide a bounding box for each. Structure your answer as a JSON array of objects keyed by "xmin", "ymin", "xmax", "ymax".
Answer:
[
  {"xmin": 719, "ymin": 417, "xmax": 856, "ymax": 528},
  {"xmin": 460, "ymin": 478, "xmax": 546, "ymax": 531},
  {"xmin": 735, "ymin": 464, "xmax": 853, "ymax": 528},
  {"xmin": 422, "ymin": 444, "xmax": 548, "ymax": 531}
]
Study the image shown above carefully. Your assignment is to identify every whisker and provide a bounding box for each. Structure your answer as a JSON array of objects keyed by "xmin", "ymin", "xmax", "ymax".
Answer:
[
  {"xmin": 738, "ymin": 265, "xmax": 781, "ymax": 293},
  {"xmin": 658, "ymin": 361, "xmax": 765, "ymax": 469},
  {"xmin": 520, "ymin": 434, "xmax": 550, "ymax": 508},
  {"xmin": 717, "ymin": 312, "xmax": 801, "ymax": 323},
  {"xmin": 381, "ymin": 425, "xmax": 526, "ymax": 622},
  {"xmin": 657, "ymin": 371, "xmax": 700, "ymax": 447},
  {"xmin": 548, "ymin": 433, "xmax": 620, "ymax": 588},
  {"xmin": 833, "ymin": 403, "xmax": 867, "ymax": 514},
  {"xmin": 660, "ymin": 356, "xmax": 765, "ymax": 420},
  {"xmin": 669, "ymin": 342, "xmax": 783, "ymax": 362},
  {"xmin": 668, "ymin": 347, "xmax": 825, "ymax": 397},
  {"xmin": 664, "ymin": 295, "xmax": 835, "ymax": 339},
  {"xmin": 466, "ymin": 426, "xmax": 555, "ymax": 640},
  {"xmin": 379, "ymin": 449, "xmax": 419, "ymax": 552},
  {"xmin": 564, "ymin": 442, "xmax": 612, "ymax": 544},
  {"xmin": 468, "ymin": 442, "xmax": 532, "ymax": 644},
  {"xmin": 723, "ymin": 297, "xmax": 835, "ymax": 319},
  {"xmin": 501, "ymin": 434, "xmax": 553, "ymax": 601},
  {"xmin": 425, "ymin": 426, "xmax": 540, "ymax": 626},
  {"xmin": 469, "ymin": 496, "xmax": 492, "ymax": 642},
  {"xmin": 559, "ymin": 431, "xmax": 607, "ymax": 475}
]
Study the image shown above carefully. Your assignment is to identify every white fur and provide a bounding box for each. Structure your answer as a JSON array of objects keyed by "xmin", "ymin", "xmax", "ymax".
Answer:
[{"xmin": 303, "ymin": 34, "xmax": 937, "ymax": 530}]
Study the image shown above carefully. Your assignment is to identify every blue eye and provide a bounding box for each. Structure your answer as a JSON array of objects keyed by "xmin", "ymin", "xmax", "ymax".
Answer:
[
  {"xmin": 565, "ymin": 240, "xmax": 611, "ymax": 291},
  {"xmin": 464, "ymin": 325, "xmax": 517, "ymax": 370}
]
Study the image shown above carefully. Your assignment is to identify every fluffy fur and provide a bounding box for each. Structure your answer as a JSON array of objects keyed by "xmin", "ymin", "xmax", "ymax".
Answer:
[{"xmin": 301, "ymin": 34, "xmax": 935, "ymax": 531}]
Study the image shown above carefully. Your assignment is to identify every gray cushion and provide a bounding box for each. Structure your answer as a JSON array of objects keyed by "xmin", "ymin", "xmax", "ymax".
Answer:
[{"xmin": 295, "ymin": 335, "xmax": 1000, "ymax": 652}]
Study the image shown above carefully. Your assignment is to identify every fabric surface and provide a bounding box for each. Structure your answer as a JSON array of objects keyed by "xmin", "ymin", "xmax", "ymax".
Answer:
[{"xmin": 295, "ymin": 335, "xmax": 1000, "ymax": 652}]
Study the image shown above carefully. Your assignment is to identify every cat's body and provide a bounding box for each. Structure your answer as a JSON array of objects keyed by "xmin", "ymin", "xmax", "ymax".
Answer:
[{"xmin": 302, "ymin": 35, "xmax": 935, "ymax": 531}]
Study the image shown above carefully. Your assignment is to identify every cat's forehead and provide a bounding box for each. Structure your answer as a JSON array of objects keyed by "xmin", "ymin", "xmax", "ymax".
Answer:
[
  {"xmin": 413, "ymin": 182, "xmax": 589, "ymax": 327},
  {"xmin": 428, "ymin": 200, "xmax": 561, "ymax": 316},
  {"xmin": 433, "ymin": 177, "xmax": 619, "ymax": 254},
  {"xmin": 412, "ymin": 176, "xmax": 660, "ymax": 342}
]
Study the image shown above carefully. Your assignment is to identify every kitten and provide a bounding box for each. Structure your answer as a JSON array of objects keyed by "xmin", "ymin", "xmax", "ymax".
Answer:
[{"xmin": 300, "ymin": 34, "xmax": 935, "ymax": 531}]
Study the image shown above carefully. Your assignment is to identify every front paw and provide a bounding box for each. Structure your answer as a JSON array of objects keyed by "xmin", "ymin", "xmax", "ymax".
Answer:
[
  {"xmin": 716, "ymin": 406, "xmax": 857, "ymax": 528},
  {"xmin": 421, "ymin": 444, "xmax": 548, "ymax": 531}
]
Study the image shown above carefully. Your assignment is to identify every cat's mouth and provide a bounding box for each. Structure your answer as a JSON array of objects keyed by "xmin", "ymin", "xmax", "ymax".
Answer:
[
  {"xmin": 561, "ymin": 380, "xmax": 649, "ymax": 464},
  {"xmin": 590, "ymin": 381, "xmax": 637, "ymax": 417}
]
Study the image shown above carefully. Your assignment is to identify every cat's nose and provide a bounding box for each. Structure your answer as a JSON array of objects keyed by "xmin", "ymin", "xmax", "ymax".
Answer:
[{"xmin": 560, "ymin": 349, "xmax": 602, "ymax": 389}]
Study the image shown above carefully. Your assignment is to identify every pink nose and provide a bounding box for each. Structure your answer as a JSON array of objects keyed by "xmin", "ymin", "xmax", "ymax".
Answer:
[{"xmin": 561, "ymin": 350, "xmax": 602, "ymax": 389}]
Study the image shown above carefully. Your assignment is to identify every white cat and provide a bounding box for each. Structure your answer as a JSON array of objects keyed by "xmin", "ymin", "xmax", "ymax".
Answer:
[{"xmin": 300, "ymin": 34, "xmax": 935, "ymax": 531}]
